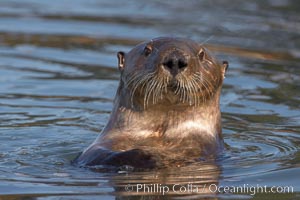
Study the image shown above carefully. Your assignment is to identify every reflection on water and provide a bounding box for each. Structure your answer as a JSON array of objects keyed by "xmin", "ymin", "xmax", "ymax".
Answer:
[{"xmin": 0, "ymin": 0, "xmax": 299, "ymax": 199}]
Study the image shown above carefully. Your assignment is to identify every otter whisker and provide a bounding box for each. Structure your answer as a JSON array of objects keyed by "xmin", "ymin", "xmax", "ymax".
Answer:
[
  {"xmin": 163, "ymin": 76, "xmax": 169, "ymax": 98},
  {"xmin": 127, "ymin": 71, "xmax": 156, "ymax": 108},
  {"xmin": 180, "ymin": 76, "xmax": 188, "ymax": 104},
  {"xmin": 144, "ymin": 74, "xmax": 158, "ymax": 109},
  {"xmin": 164, "ymin": 76, "xmax": 169, "ymax": 94},
  {"xmin": 174, "ymin": 80, "xmax": 181, "ymax": 96},
  {"xmin": 128, "ymin": 73, "xmax": 144, "ymax": 106},
  {"xmin": 184, "ymin": 75, "xmax": 195, "ymax": 105},
  {"xmin": 176, "ymin": 76, "xmax": 185, "ymax": 103},
  {"xmin": 156, "ymin": 76, "xmax": 166, "ymax": 103},
  {"xmin": 130, "ymin": 73, "xmax": 151, "ymax": 106},
  {"xmin": 201, "ymin": 73, "xmax": 215, "ymax": 99},
  {"xmin": 190, "ymin": 75, "xmax": 200, "ymax": 106},
  {"xmin": 143, "ymin": 78, "xmax": 153, "ymax": 108},
  {"xmin": 150, "ymin": 77, "xmax": 159, "ymax": 105},
  {"xmin": 126, "ymin": 71, "xmax": 145, "ymax": 87},
  {"xmin": 179, "ymin": 74, "xmax": 190, "ymax": 105},
  {"xmin": 156, "ymin": 76, "xmax": 165, "ymax": 103},
  {"xmin": 151, "ymin": 76, "xmax": 160, "ymax": 105},
  {"xmin": 193, "ymin": 72, "xmax": 213, "ymax": 103},
  {"xmin": 184, "ymin": 75, "xmax": 194, "ymax": 105},
  {"xmin": 190, "ymin": 76, "xmax": 199, "ymax": 105}
]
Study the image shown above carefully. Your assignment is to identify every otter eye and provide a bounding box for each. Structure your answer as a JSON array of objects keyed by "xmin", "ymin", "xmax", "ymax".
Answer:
[
  {"xmin": 143, "ymin": 44, "xmax": 152, "ymax": 56},
  {"xmin": 198, "ymin": 49, "xmax": 205, "ymax": 61}
]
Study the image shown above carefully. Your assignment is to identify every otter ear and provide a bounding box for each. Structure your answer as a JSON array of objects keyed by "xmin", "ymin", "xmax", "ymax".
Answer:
[
  {"xmin": 117, "ymin": 51, "xmax": 125, "ymax": 71},
  {"xmin": 221, "ymin": 61, "xmax": 229, "ymax": 78}
]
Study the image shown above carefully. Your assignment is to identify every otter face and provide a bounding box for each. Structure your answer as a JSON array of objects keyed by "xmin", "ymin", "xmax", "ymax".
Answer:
[{"xmin": 117, "ymin": 37, "xmax": 228, "ymax": 109}]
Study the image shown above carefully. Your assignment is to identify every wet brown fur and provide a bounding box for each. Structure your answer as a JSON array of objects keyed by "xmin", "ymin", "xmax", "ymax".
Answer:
[{"xmin": 74, "ymin": 37, "xmax": 228, "ymax": 169}]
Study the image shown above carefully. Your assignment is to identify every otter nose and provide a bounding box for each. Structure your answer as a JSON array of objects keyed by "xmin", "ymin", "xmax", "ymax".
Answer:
[{"xmin": 162, "ymin": 51, "xmax": 188, "ymax": 76}]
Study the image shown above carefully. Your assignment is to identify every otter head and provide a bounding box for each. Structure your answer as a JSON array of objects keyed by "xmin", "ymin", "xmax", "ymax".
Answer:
[{"xmin": 116, "ymin": 37, "xmax": 228, "ymax": 110}]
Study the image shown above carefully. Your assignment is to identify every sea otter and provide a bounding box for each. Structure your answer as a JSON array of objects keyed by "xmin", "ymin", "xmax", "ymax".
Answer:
[{"xmin": 73, "ymin": 37, "xmax": 228, "ymax": 169}]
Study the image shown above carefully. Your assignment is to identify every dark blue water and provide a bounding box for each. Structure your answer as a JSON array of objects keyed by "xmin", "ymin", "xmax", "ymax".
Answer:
[{"xmin": 0, "ymin": 0, "xmax": 299, "ymax": 199}]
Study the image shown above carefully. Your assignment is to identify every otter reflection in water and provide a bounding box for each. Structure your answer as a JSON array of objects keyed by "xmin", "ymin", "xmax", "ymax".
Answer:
[{"xmin": 73, "ymin": 37, "xmax": 228, "ymax": 169}]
